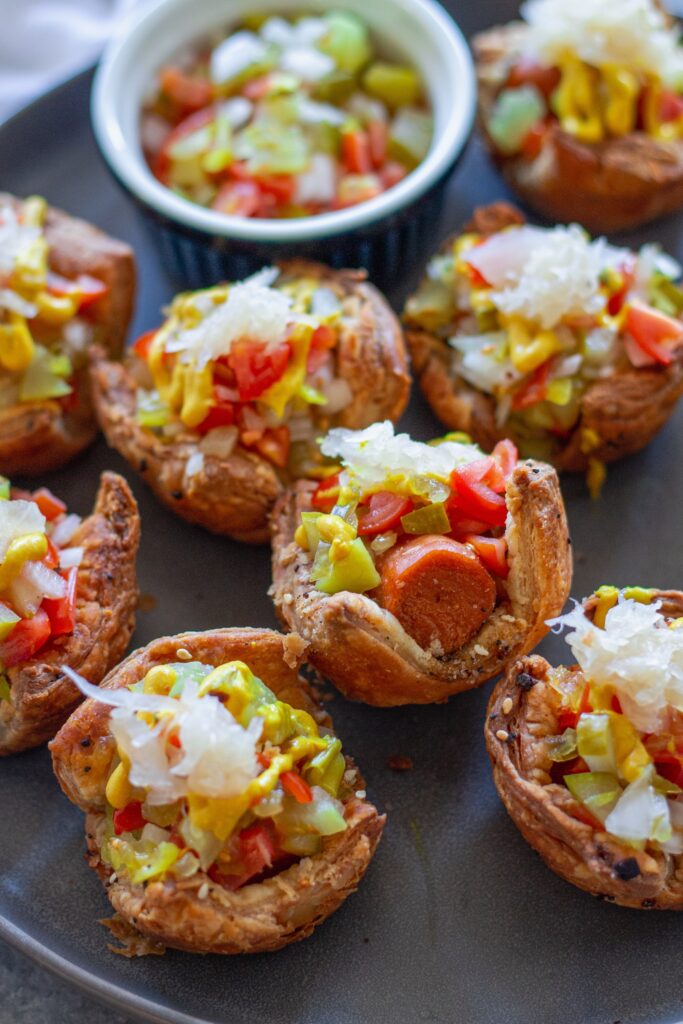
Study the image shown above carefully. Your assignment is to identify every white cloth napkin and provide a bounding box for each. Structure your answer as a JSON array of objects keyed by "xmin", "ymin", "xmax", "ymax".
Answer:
[{"xmin": 0, "ymin": 0, "xmax": 139, "ymax": 121}]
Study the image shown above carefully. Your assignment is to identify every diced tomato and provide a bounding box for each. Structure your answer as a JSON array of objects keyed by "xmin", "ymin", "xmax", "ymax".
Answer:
[
  {"xmin": 506, "ymin": 58, "xmax": 560, "ymax": 98},
  {"xmin": 557, "ymin": 708, "xmax": 579, "ymax": 732},
  {"xmin": 624, "ymin": 300, "xmax": 682, "ymax": 366},
  {"xmin": 307, "ymin": 324, "xmax": 337, "ymax": 374},
  {"xmin": 256, "ymin": 174, "xmax": 296, "ymax": 205},
  {"xmin": 357, "ymin": 491, "xmax": 414, "ymax": 536},
  {"xmin": 606, "ymin": 257, "xmax": 637, "ymax": 316},
  {"xmin": 240, "ymin": 821, "xmax": 278, "ymax": 874},
  {"xmin": 167, "ymin": 730, "xmax": 182, "ymax": 749},
  {"xmin": 464, "ymin": 534, "xmax": 509, "ymax": 578},
  {"xmin": 212, "ymin": 180, "xmax": 262, "ymax": 217},
  {"xmin": 653, "ymin": 752, "xmax": 683, "ymax": 789},
  {"xmin": 254, "ymin": 426, "xmax": 290, "ymax": 468},
  {"xmin": 466, "ymin": 263, "xmax": 491, "ymax": 289},
  {"xmin": 113, "ymin": 800, "xmax": 146, "ymax": 836},
  {"xmin": 558, "ymin": 684, "xmax": 593, "ymax": 731},
  {"xmin": 228, "ymin": 339, "xmax": 291, "ymax": 401},
  {"xmin": 624, "ymin": 334, "xmax": 657, "ymax": 368},
  {"xmin": 159, "ymin": 66, "xmax": 214, "ymax": 114},
  {"xmin": 450, "ymin": 459, "xmax": 508, "ymax": 527},
  {"xmin": 448, "ymin": 512, "xmax": 490, "ymax": 538},
  {"xmin": 520, "ymin": 121, "xmax": 547, "ymax": 160},
  {"xmin": 0, "ymin": 608, "xmax": 51, "ymax": 667},
  {"xmin": 280, "ymin": 770, "xmax": 313, "ymax": 804},
  {"xmin": 196, "ymin": 384, "xmax": 237, "ymax": 434},
  {"xmin": 341, "ymin": 129, "xmax": 372, "ymax": 174},
  {"xmin": 9, "ymin": 487, "xmax": 32, "ymax": 501},
  {"xmin": 43, "ymin": 537, "xmax": 60, "ymax": 570},
  {"xmin": 31, "ymin": 487, "xmax": 67, "ymax": 521},
  {"xmin": 610, "ymin": 693, "xmax": 623, "ymax": 714},
  {"xmin": 491, "ymin": 439, "xmax": 518, "ymax": 481},
  {"xmin": 132, "ymin": 330, "xmax": 158, "ymax": 361},
  {"xmin": 43, "ymin": 566, "xmax": 78, "ymax": 637},
  {"xmin": 153, "ymin": 107, "xmax": 216, "ymax": 184},
  {"xmin": 511, "ymin": 360, "xmax": 553, "ymax": 410},
  {"xmin": 380, "ymin": 161, "xmax": 407, "ymax": 189},
  {"xmin": 368, "ymin": 120, "xmax": 388, "ymax": 168},
  {"xmin": 311, "ymin": 473, "xmax": 341, "ymax": 512},
  {"xmin": 660, "ymin": 90, "xmax": 683, "ymax": 123}
]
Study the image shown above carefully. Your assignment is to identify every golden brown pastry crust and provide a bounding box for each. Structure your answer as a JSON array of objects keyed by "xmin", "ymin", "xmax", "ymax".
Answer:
[
  {"xmin": 50, "ymin": 627, "xmax": 385, "ymax": 953},
  {"xmin": 91, "ymin": 262, "xmax": 409, "ymax": 543},
  {"xmin": 270, "ymin": 459, "xmax": 572, "ymax": 706},
  {"xmin": 0, "ymin": 472, "xmax": 140, "ymax": 755},
  {"xmin": 472, "ymin": 24, "xmax": 683, "ymax": 234},
  {"xmin": 0, "ymin": 194, "xmax": 136, "ymax": 476},
  {"xmin": 405, "ymin": 203, "xmax": 683, "ymax": 472},
  {"xmin": 486, "ymin": 599, "xmax": 683, "ymax": 910}
]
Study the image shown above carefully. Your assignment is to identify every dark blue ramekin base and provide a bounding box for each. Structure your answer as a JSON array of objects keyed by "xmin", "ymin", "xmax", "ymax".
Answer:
[{"xmin": 134, "ymin": 167, "xmax": 455, "ymax": 294}]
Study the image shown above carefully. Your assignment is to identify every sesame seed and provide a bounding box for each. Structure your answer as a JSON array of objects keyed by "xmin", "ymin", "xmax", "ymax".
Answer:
[
  {"xmin": 495, "ymin": 729, "xmax": 509, "ymax": 742},
  {"xmin": 283, "ymin": 592, "xmax": 294, "ymax": 606},
  {"xmin": 500, "ymin": 614, "xmax": 515, "ymax": 623},
  {"xmin": 109, "ymin": 872, "xmax": 118, "ymax": 884},
  {"xmin": 355, "ymin": 789, "xmax": 366, "ymax": 799},
  {"xmin": 502, "ymin": 697, "xmax": 513, "ymax": 714},
  {"xmin": 474, "ymin": 644, "xmax": 489, "ymax": 656},
  {"xmin": 198, "ymin": 882, "xmax": 209, "ymax": 900},
  {"xmin": 176, "ymin": 648, "xmax": 192, "ymax": 661}
]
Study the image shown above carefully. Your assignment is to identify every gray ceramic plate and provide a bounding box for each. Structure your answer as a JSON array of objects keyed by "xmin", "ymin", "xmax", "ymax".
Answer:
[{"xmin": 1, "ymin": 3, "xmax": 683, "ymax": 1023}]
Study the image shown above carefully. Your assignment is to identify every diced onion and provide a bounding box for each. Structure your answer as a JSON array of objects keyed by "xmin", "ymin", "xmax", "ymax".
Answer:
[
  {"xmin": 184, "ymin": 451, "xmax": 205, "ymax": 479},
  {"xmin": 319, "ymin": 376, "xmax": 352, "ymax": 414},
  {"xmin": 50, "ymin": 513, "xmax": 82, "ymax": 547},
  {"xmin": 58, "ymin": 546, "xmax": 84, "ymax": 569},
  {"xmin": 279, "ymin": 47, "xmax": 335, "ymax": 81},
  {"xmin": 0, "ymin": 289, "xmax": 37, "ymax": 318},
  {"xmin": 198, "ymin": 426, "xmax": 238, "ymax": 459},
  {"xmin": 210, "ymin": 31, "xmax": 268, "ymax": 85},
  {"xmin": 20, "ymin": 560, "xmax": 67, "ymax": 599}
]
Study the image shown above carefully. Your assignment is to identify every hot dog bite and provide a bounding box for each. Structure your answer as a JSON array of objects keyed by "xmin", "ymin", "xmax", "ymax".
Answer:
[{"xmin": 272, "ymin": 422, "xmax": 571, "ymax": 705}]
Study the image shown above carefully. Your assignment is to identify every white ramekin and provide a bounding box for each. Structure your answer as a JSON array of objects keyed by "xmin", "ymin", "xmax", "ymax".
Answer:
[{"xmin": 91, "ymin": 0, "xmax": 476, "ymax": 287}]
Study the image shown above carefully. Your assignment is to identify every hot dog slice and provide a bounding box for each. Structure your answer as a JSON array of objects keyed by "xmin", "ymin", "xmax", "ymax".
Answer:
[{"xmin": 373, "ymin": 535, "xmax": 496, "ymax": 655}]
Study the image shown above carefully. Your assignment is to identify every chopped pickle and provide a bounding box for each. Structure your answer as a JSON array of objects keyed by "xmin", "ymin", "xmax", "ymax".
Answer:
[
  {"xmin": 319, "ymin": 12, "xmax": 370, "ymax": 74},
  {"xmin": 306, "ymin": 737, "xmax": 345, "ymax": 796},
  {"xmin": 400, "ymin": 501, "xmax": 451, "ymax": 535},
  {"xmin": 565, "ymin": 771, "xmax": 622, "ymax": 823},
  {"xmin": 0, "ymin": 603, "xmax": 20, "ymax": 642},
  {"xmin": 389, "ymin": 108, "xmax": 432, "ymax": 166},
  {"xmin": 546, "ymin": 727, "xmax": 578, "ymax": 762},
  {"xmin": 236, "ymin": 120, "xmax": 309, "ymax": 175},
  {"xmin": 19, "ymin": 346, "xmax": 72, "ymax": 402},
  {"xmin": 364, "ymin": 63, "xmax": 421, "ymax": 108},
  {"xmin": 487, "ymin": 86, "xmax": 545, "ymax": 155},
  {"xmin": 0, "ymin": 477, "xmax": 9, "ymax": 500},
  {"xmin": 404, "ymin": 278, "xmax": 455, "ymax": 332},
  {"xmin": 313, "ymin": 71, "xmax": 356, "ymax": 105},
  {"xmin": 650, "ymin": 274, "xmax": 683, "ymax": 317},
  {"xmin": 0, "ymin": 675, "xmax": 10, "ymax": 702}
]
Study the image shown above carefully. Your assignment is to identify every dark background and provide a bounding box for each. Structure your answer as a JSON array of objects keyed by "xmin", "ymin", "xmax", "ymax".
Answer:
[{"xmin": 1, "ymin": 3, "xmax": 683, "ymax": 1023}]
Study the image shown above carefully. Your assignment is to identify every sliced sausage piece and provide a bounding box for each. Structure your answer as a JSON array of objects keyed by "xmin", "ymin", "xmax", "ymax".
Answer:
[{"xmin": 372, "ymin": 535, "xmax": 496, "ymax": 655}]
